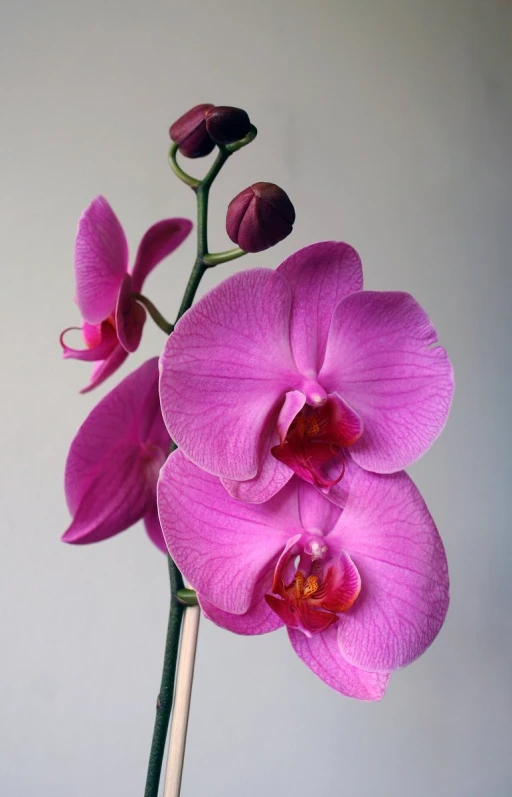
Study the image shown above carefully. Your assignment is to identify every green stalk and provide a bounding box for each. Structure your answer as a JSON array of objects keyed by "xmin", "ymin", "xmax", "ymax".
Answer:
[
  {"xmin": 133, "ymin": 293, "xmax": 174, "ymax": 335},
  {"xmin": 175, "ymin": 147, "xmax": 229, "ymax": 319},
  {"xmin": 144, "ymin": 132, "xmax": 257, "ymax": 797},
  {"xmin": 143, "ymin": 558, "xmax": 184, "ymax": 797}
]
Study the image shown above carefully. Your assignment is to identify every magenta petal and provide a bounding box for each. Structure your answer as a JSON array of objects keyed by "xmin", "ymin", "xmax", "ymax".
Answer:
[
  {"xmin": 319, "ymin": 291, "xmax": 454, "ymax": 472},
  {"xmin": 74, "ymin": 196, "xmax": 128, "ymax": 324},
  {"xmin": 297, "ymin": 481, "xmax": 342, "ymax": 534},
  {"xmin": 144, "ymin": 504, "xmax": 167, "ymax": 553},
  {"xmin": 116, "ymin": 274, "xmax": 146, "ymax": 353},
  {"xmin": 60, "ymin": 321, "xmax": 118, "ymax": 362},
  {"xmin": 79, "ymin": 345, "xmax": 128, "ymax": 393},
  {"xmin": 200, "ymin": 595, "xmax": 283, "ymax": 635},
  {"xmin": 276, "ymin": 390, "xmax": 306, "ymax": 444},
  {"xmin": 67, "ymin": 358, "xmax": 162, "ymax": 512},
  {"xmin": 333, "ymin": 468, "xmax": 449, "ymax": 672},
  {"xmin": 160, "ymin": 269, "xmax": 298, "ymax": 480},
  {"xmin": 221, "ymin": 419, "xmax": 294, "ymax": 504},
  {"xmin": 64, "ymin": 359, "xmax": 168, "ymax": 545},
  {"xmin": 157, "ymin": 451, "xmax": 300, "ymax": 614},
  {"xmin": 277, "ymin": 242, "xmax": 363, "ymax": 373},
  {"xmin": 130, "ymin": 218, "xmax": 193, "ymax": 293},
  {"xmin": 62, "ymin": 443, "xmax": 151, "ymax": 544},
  {"xmin": 289, "ymin": 626, "xmax": 390, "ymax": 700},
  {"xmin": 222, "ymin": 448, "xmax": 293, "ymax": 504}
]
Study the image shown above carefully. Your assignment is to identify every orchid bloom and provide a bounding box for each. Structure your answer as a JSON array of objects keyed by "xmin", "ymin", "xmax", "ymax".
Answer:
[
  {"xmin": 61, "ymin": 196, "xmax": 192, "ymax": 393},
  {"xmin": 157, "ymin": 451, "xmax": 449, "ymax": 699},
  {"xmin": 160, "ymin": 242, "xmax": 454, "ymax": 503},
  {"xmin": 63, "ymin": 358, "xmax": 169, "ymax": 551}
]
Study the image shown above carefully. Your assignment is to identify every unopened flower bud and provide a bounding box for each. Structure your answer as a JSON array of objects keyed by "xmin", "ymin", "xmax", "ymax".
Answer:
[
  {"xmin": 169, "ymin": 104, "xmax": 215, "ymax": 158},
  {"xmin": 226, "ymin": 182, "xmax": 295, "ymax": 253},
  {"xmin": 205, "ymin": 106, "xmax": 251, "ymax": 145}
]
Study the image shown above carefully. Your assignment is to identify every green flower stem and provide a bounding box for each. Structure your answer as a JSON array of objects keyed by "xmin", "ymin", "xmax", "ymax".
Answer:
[
  {"xmin": 133, "ymin": 293, "xmax": 174, "ymax": 335},
  {"xmin": 175, "ymin": 147, "xmax": 229, "ymax": 320},
  {"xmin": 168, "ymin": 143, "xmax": 200, "ymax": 189},
  {"xmin": 225, "ymin": 124, "xmax": 258, "ymax": 153},
  {"xmin": 144, "ymin": 125, "xmax": 258, "ymax": 797},
  {"xmin": 144, "ymin": 557, "xmax": 184, "ymax": 797}
]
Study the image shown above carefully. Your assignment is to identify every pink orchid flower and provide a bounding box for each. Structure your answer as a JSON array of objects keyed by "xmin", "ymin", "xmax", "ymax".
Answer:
[
  {"xmin": 158, "ymin": 451, "xmax": 449, "ymax": 699},
  {"xmin": 63, "ymin": 358, "xmax": 169, "ymax": 552},
  {"xmin": 160, "ymin": 242, "xmax": 454, "ymax": 503},
  {"xmin": 61, "ymin": 196, "xmax": 192, "ymax": 393}
]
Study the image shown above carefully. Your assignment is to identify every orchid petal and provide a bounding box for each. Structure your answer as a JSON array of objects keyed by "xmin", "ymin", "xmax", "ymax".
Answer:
[
  {"xmin": 62, "ymin": 443, "xmax": 152, "ymax": 544},
  {"xmin": 144, "ymin": 504, "xmax": 167, "ymax": 553},
  {"xmin": 319, "ymin": 291, "xmax": 454, "ymax": 472},
  {"xmin": 200, "ymin": 595, "xmax": 283, "ymax": 635},
  {"xmin": 221, "ymin": 422, "xmax": 293, "ymax": 504},
  {"xmin": 66, "ymin": 358, "xmax": 162, "ymax": 512},
  {"xmin": 221, "ymin": 451, "xmax": 293, "ymax": 504},
  {"xmin": 297, "ymin": 481, "xmax": 342, "ymax": 534},
  {"xmin": 289, "ymin": 626, "xmax": 390, "ymax": 700},
  {"xmin": 332, "ymin": 468, "xmax": 449, "ymax": 671},
  {"xmin": 159, "ymin": 269, "xmax": 298, "ymax": 480},
  {"xmin": 276, "ymin": 390, "xmax": 306, "ymax": 444},
  {"xmin": 79, "ymin": 345, "xmax": 128, "ymax": 394},
  {"xmin": 74, "ymin": 196, "xmax": 128, "ymax": 324},
  {"xmin": 157, "ymin": 451, "xmax": 300, "ymax": 614},
  {"xmin": 277, "ymin": 242, "xmax": 363, "ymax": 373},
  {"xmin": 115, "ymin": 274, "xmax": 146, "ymax": 353},
  {"xmin": 130, "ymin": 218, "xmax": 193, "ymax": 293}
]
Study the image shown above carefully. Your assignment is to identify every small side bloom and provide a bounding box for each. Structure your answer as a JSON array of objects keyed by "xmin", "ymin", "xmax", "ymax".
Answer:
[
  {"xmin": 160, "ymin": 241, "xmax": 454, "ymax": 502},
  {"xmin": 61, "ymin": 196, "xmax": 192, "ymax": 392},
  {"xmin": 157, "ymin": 451, "xmax": 449, "ymax": 698},
  {"xmin": 63, "ymin": 358, "xmax": 169, "ymax": 551}
]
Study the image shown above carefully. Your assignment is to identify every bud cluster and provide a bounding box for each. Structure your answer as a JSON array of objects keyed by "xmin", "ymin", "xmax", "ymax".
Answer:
[
  {"xmin": 170, "ymin": 104, "xmax": 296, "ymax": 253},
  {"xmin": 169, "ymin": 104, "xmax": 252, "ymax": 158}
]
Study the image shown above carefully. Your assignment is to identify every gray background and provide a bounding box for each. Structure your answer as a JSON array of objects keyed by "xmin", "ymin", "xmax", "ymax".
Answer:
[{"xmin": 1, "ymin": 1, "xmax": 511, "ymax": 795}]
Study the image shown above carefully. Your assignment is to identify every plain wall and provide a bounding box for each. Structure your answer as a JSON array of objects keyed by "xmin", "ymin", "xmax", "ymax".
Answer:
[{"xmin": 1, "ymin": 1, "xmax": 511, "ymax": 795}]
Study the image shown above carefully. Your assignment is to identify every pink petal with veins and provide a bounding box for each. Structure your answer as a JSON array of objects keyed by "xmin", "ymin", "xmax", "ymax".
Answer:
[
  {"xmin": 160, "ymin": 269, "xmax": 299, "ymax": 480},
  {"xmin": 158, "ymin": 451, "xmax": 299, "ymax": 614},
  {"xmin": 330, "ymin": 468, "xmax": 450, "ymax": 671},
  {"xmin": 130, "ymin": 218, "xmax": 193, "ymax": 293},
  {"xmin": 319, "ymin": 291, "xmax": 454, "ymax": 472},
  {"xmin": 289, "ymin": 626, "xmax": 390, "ymax": 700},
  {"xmin": 64, "ymin": 359, "xmax": 169, "ymax": 550},
  {"xmin": 74, "ymin": 196, "xmax": 128, "ymax": 324},
  {"xmin": 200, "ymin": 595, "xmax": 283, "ymax": 635},
  {"xmin": 277, "ymin": 241, "xmax": 363, "ymax": 374}
]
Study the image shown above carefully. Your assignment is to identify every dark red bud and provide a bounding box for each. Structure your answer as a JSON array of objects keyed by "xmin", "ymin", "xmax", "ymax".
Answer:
[
  {"xmin": 205, "ymin": 106, "xmax": 251, "ymax": 145},
  {"xmin": 226, "ymin": 182, "xmax": 296, "ymax": 253},
  {"xmin": 169, "ymin": 104, "xmax": 215, "ymax": 158}
]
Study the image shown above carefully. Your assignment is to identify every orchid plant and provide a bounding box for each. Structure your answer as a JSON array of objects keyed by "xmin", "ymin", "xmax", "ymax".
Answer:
[{"xmin": 61, "ymin": 103, "xmax": 454, "ymax": 796}]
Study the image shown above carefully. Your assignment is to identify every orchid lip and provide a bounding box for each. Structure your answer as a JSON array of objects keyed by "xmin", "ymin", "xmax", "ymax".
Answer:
[
  {"xmin": 60, "ymin": 320, "xmax": 119, "ymax": 362},
  {"xmin": 271, "ymin": 393, "xmax": 362, "ymax": 489},
  {"xmin": 265, "ymin": 537, "xmax": 361, "ymax": 636}
]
